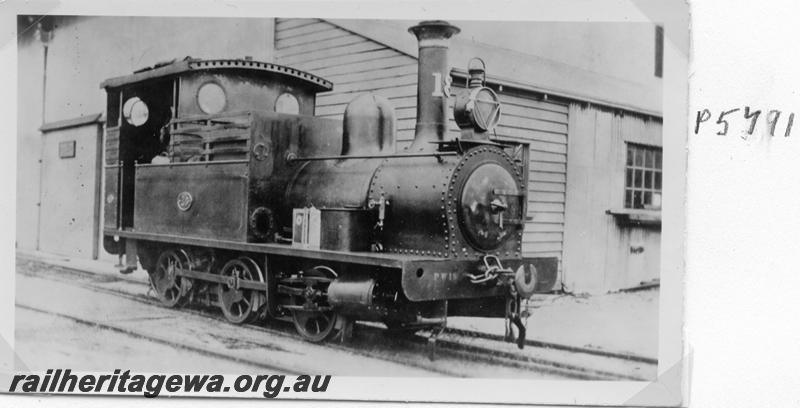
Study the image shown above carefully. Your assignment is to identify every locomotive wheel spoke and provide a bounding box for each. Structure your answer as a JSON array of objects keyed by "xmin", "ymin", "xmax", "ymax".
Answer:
[
  {"xmin": 240, "ymin": 297, "xmax": 251, "ymax": 309},
  {"xmin": 217, "ymin": 257, "xmax": 263, "ymax": 325},
  {"xmin": 289, "ymin": 266, "xmax": 339, "ymax": 342},
  {"xmin": 293, "ymin": 310, "xmax": 336, "ymax": 342},
  {"xmin": 149, "ymin": 250, "xmax": 188, "ymax": 308}
]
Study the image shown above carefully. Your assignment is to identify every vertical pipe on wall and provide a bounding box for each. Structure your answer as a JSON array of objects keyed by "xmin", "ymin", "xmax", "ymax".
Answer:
[
  {"xmin": 41, "ymin": 44, "xmax": 48, "ymax": 125},
  {"xmin": 35, "ymin": 23, "xmax": 52, "ymax": 251},
  {"xmin": 92, "ymin": 123, "xmax": 103, "ymax": 259}
]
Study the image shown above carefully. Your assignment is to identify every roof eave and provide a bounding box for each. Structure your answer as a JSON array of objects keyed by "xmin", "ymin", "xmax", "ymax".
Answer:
[
  {"xmin": 450, "ymin": 68, "xmax": 663, "ymax": 119},
  {"xmin": 325, "ymin": 18, "xmax": 662, "ymax": 117},
  {"xmin": 99, "ymin": 60, "xmax": 192, "ymax": 89},
  {"xmin": 99, "ymin": 59, "xmax": 334, "ymax": 93}
]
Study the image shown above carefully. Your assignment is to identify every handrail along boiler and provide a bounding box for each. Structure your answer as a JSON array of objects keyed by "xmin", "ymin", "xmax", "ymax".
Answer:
[{"xmin": 101, "ymin": 20, "xmax": 557, "ymax": 347}]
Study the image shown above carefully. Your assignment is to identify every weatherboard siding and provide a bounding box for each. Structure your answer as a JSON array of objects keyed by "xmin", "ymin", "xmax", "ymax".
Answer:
[
  {"xmin": 275, "ymin": 18, "xmax": 419, "ymax": 145},
  {"xmin": 450, "ymin": 86, "xmax": 569, "ymax": 262}
]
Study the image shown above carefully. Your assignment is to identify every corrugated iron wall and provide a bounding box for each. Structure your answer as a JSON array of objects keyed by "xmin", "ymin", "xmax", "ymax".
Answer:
[{"xmin": 275, "ymin": 17, "xmax": 569, "ymax": 279}]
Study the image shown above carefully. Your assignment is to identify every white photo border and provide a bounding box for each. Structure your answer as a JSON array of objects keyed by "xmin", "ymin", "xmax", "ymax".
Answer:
[{"xmin": 0, "ymin": 0, "xmax": 689, "ymax": 405}]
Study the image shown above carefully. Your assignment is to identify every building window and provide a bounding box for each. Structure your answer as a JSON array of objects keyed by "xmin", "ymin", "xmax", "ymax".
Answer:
[
  {"xmin": 625, "ymin": 144, "xmax": 662, "ymax": 210},
  {"xmin": 655, "ymin": 25, "xmax": 664, "ymax": 78}
]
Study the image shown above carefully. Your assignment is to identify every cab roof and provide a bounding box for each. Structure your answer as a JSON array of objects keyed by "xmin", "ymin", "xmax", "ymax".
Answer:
[{"xmin": 100, "ymin": 56, "xmax": 333, "ymax": 93}]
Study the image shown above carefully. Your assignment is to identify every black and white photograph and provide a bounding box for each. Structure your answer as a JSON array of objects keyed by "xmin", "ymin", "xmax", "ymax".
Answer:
[{"xmin": 4, "ymin": 0, "xmax": 690, "ymax": 405}]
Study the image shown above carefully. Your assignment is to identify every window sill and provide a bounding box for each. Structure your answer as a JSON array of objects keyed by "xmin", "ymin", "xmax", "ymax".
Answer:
[{"xmin": 606, "ymin": 208, "xmax": 662, "ymax": 227}]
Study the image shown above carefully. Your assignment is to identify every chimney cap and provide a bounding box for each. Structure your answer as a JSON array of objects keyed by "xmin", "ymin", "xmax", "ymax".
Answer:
[{"xmin": 408, "ymin": 20, "xmax": 461, "ymax": 40}]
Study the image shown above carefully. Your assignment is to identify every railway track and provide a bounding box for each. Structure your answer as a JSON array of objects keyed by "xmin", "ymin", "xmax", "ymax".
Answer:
[
  {"xmin": 16, "ymin": 303, "xmax": 301, "ymax": 374},
  {"xmin": 16, "ymin": 256, "xmax": 656, "ymax": 380}
]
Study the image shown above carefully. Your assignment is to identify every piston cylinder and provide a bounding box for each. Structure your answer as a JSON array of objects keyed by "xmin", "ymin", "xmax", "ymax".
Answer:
[{"xmin": 327, "ymin": 277, "xmax": 382, "ymax": 319}]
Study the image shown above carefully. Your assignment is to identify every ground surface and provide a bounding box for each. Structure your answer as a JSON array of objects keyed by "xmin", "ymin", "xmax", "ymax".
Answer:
[
  {"xmin": 449, "ymin": 289, "xmax": 660, "ymax": 358},
  {"xmin": 17, "ymin": 259, "xmax": 619, "ymax": 379},
  {"xmin": 19, "ymin": 250, "xmax": 661, "ymax": 360},
  {"xmin": 15, "ymin": 271, "xmax": 438, "ymax": 377},
  {"xmin": 15, "ymin": 307, "xmax": 276, "ymax": 374}
]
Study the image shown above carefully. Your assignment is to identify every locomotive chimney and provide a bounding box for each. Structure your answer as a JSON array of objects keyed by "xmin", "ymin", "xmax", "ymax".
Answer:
[{"xmin": 408, "ymin": 20, "xmax": 460, "ymax": 152}]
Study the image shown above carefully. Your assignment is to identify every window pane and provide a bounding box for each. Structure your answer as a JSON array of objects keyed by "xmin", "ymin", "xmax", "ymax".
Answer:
[{"xmin": 624, "ymin": 146, "xmax": 662, "ymax": 209}]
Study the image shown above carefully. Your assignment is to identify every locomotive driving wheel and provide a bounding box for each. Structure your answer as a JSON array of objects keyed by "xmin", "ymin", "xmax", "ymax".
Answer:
[
  {"xmin": 217, "ymin": 257, "xmax": 264, "ymax": 324},
  {"xmin": 149, "ymin": 249, "xmax": 190, "ymax": 307},
  {"xmin": 286, "ymin": 266, "xmax": 339, "ymax": 342}
]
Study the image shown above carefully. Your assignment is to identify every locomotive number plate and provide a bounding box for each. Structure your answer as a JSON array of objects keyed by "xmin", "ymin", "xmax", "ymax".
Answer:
[{"xmin": 176, "ymin": 191, "xmax": 193, "ymax": 211}]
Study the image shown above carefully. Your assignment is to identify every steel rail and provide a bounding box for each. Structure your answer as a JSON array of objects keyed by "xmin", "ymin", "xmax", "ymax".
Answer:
[
  {"xmin": 440, "ymin": 327, "xmax": 659, "ymax": 365},
  {"xmin": 16, "ymin": 260, "xmax": 459, "ymax": 378},
  {"xmin": 16, "ymin": 303, "xmax": 301, "ymax": 375}
]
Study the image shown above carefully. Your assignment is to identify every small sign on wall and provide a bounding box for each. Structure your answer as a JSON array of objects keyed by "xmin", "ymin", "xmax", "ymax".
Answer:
[{"xmin": 59, "ymin": 140, "xmax": 76, "ymax": 159}]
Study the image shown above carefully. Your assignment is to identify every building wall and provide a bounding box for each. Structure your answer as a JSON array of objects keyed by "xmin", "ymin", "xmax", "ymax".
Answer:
[
  {"xmin": 275, "ymin": 18, "xmax": 568, "ymax": 269},
  {"xmin": 39, "ymin": 122, "xmax": 102, "ymax": 259},
  {"xmin": 275, "ymin": 18, "xmax": 419, "ymax": 144},
  {"xmin": 488, "ymin": 92, "xmax": 568, "ymax": 263},
  {"xmin": 17, "ymin": 15, "xmax": 275, "ymax": 251},
  {"xmin": 563, "ymin": 103, "xmax": 662, "ymax": 293},
  {"xmin": 328, "ymin": 19, "xmax": 662, "ymax": 116},
  {"xmin": 43, "ymin": 16, "xmax": 275, "ymax": 123},
  {"xmin": 17, "ymin": 30, "xmax": 46, "ymax": 251},
  {"xmin": 18, "ymin": 16, "xmax": 662, "ymax": 293},
  {"xmin": 452, "ymin": 21, "xmax": 662, "ymax": 94}
]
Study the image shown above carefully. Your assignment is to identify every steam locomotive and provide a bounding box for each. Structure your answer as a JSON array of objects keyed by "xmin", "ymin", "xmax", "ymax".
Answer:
[{"xmin": 101, "ymin": 20, "xmax": 557, "ymax": 347}]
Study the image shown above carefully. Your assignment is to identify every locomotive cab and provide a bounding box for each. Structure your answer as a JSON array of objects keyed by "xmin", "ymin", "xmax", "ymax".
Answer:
[
  {"xmin": 101, "ymin": 57, "xmax": 336, "ymax": 255},
  {"xmin": 102, "ymin": 77, "xmax": 175, "ymax": 232}
]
